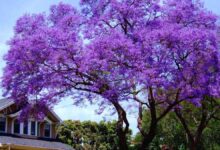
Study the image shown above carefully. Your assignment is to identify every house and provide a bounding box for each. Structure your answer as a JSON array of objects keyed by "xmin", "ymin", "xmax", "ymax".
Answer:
[{"xmin": 0, "ymin": 98, "xmax": 73, "ymax": 150}]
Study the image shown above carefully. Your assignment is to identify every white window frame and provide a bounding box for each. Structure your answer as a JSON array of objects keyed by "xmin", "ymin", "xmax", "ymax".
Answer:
[
  {"xmin": 29, "ymin": 120, "xmax": 38, "ymax": 136},
  {"xmin": 23, "ymin": 121, "xmax": 29, "ymax": 135},
  {"xmin": 44, "ymin": 121, "xmax": 52, "ymax": 138},
  {"xmin": 12, "ymin": 118, "xmax": 38, "ymax": 136},
  {"xmin": 12, "ymin": 118, "xmax": 21, "ymax": 134},
  {"xmin": 11, "ymin": 116, "xmax": 54, "ymax": 138},
  {"xmin": 0, "ymin": 115, "xmax": 7, "ymax": 133},
  {"xmin": 5, "ymin": 117, "xmax": 8, "ymax": 133}
]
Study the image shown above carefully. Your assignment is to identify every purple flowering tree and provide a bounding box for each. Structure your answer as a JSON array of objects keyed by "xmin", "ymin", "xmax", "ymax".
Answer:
[{"xmin": 2, "ymin": 0, "xmax": 220, "ymax": 149}]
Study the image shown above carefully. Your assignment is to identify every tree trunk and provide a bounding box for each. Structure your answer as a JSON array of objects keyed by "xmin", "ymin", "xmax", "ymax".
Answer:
[
  {"xmin": 189, "ymin": 144, "xmax": 196, "ymax": 150},
  {"xmin": 112, "ymin": 101, "xmax": 129, "ymax": 150},
  {"xmin": 140, "ymin": 119, "xmax": 157, "ymax": 150},
  {"xmin": 116, "ymin": 127, "xmax": 129, "ymax": 150},
  {"xmin": 141, "ymin": 132, "xmax": 156, "ymax": 150},
  {"xmin": 188, "ymin": 134, "xmax": 203, "ymax": 150},
  {"xmin": 189, "ymin": 140, "xmax": 198, "ymax": 150},
  {"xmin": 140, "ymin": 87, "xmax": 158, "ymax": 150},
  {"xmin": 175, "ymin": 108, "xmax": 206, "ymax": 150}
]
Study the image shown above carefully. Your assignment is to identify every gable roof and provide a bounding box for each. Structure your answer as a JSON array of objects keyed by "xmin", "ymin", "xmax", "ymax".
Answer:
[
  {"xmin": 0, "ymin": 133, "xmax": 73, "ymax": 150},
  {"xmin": 0, "ymin": 98, "xmax": 61, "ymax": 122},
  {"xmin": 48, "ymin": 109, "xmax": 62, "ymax": 122},
  {"xmin": 0, "ymin": 98, "xmax": 14, "ymax": 111}
]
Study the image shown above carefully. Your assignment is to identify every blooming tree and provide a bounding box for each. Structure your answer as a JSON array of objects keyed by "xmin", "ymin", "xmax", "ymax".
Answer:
[{"xmin": 2, "ymin": 0, "xmax": 220, "ymax": 149}]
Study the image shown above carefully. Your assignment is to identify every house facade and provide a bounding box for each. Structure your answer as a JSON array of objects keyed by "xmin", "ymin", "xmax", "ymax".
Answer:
[{"xmin": 0, "ymin": 99, "xmax": 73, "ymax": 150}]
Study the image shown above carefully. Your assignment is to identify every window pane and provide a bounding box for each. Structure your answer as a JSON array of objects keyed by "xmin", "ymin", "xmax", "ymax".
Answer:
[
  {"xmin": 23, "ymin": 121, "xmax": 28, "ymax": 135},
  {"xmin": 14, "ymin": 119, "xmax": 20, "ymax": 134},
  {"xmin": 0, "ymin": 117, "xmax": 6, "ymax": 132},
  {"xmin": 44, "ymin": 123, "xmax": 50, "ymax": 137},
  {"xmin": 31, "ymin": 121, "xmax": 36, "ymax": 135}
]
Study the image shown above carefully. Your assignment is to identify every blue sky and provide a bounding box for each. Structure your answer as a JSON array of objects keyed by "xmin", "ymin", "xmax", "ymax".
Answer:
[{"xmin": 0, "ymin": 0, "xmax": 219, "ymax": 134}]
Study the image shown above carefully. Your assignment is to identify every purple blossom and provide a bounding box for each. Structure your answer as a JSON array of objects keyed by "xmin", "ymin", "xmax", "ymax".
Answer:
[{"xmin": 2, "ymin": 0, "xmax": 220, "ymax": 121}]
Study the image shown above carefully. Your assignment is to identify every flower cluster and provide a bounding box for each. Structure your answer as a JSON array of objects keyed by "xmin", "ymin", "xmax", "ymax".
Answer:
[{"xmin": 2, "ymin": 0, "xmax": 219, "ymax": 118}]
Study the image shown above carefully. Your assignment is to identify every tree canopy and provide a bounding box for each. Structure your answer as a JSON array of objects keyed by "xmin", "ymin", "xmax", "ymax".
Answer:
[
  {"xmin": 57, "ymin": 120, "xmax": 132, "ymax": 150},
  {"xmin": 2, "ymin": 0, "xmax": 220, "ymax": 149}
]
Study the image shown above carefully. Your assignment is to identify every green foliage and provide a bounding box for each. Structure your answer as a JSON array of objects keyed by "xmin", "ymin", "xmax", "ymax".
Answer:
[
  {"xmin": 132, "ymin": 108, "xmax": 220, "ymax": 150},
  {"xmin": 58, "ymin": 98, "xmax": 220, "ymax": 150},
  {"xmin": 201, "ymin": 119, "xmax": 220, "ymax": 150},
  {"xmin": 57, "ymin": 120, "xmax": 132, "ymax": 150}
]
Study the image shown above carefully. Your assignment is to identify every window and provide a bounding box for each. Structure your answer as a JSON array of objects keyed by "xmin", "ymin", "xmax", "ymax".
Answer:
[
  {"xmin": 0, "ymin": 117, "xmax": 6, "ymax": 132},
  {"xmin": 31, "ymin": 121, "xmax": 36, "ymax": 135},
  {"xmin": 23, "ymin": 121, "xmax": 28, "ymax": 135},
  {"xmin": 14, "ymin": 119, "xmax": 20, "ymax": 134},
  {"xmin": 44, "ymin": 123, "xmax": 50, "ymax": 138}
]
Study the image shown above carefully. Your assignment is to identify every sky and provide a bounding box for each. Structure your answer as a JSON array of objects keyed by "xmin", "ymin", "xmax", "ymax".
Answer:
[{"xmin": 0, "ymin": 0, "xmax": 219, "ymax": 135}]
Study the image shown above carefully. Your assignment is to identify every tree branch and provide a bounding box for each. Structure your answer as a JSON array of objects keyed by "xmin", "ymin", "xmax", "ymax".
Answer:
[{"xmin": 174, "ymin": 108, "xmax": 194, "ymax": 142}]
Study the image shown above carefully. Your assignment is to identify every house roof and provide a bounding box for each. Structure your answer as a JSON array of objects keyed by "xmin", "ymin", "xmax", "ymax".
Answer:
[
  {"xmin": 0, "ymin": 98, "xmax": 61, "ymax": 122},
  {"xmin": 0, "ymin": 133, "xmax": 73, "ymax": 150},
  {"xmin": 0, "ymin": 98, "xmax": 14, "ymax": 111}
]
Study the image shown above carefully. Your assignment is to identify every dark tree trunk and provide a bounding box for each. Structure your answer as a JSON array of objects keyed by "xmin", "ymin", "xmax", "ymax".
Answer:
[
  {"xmin": 188, "ymin": 137, "xmax": 202, "ymax": 150},
  {"xmin": 112, "ymin": 101, "xmax": 129, "ymax": 150},
  {"xmin": 137, "ymin": 88, "xmax": 183, "ymax": 150},
  {"xmin": 141, "ymin": 128, "xmax": 157, "ymax": 150},
  {"xmin": 188, "ymin": 131, "xmax": 204, "ymax": 150},
  {"xmin": 189, "ymin": 142, "xmax": 197, "ymax": 150},
  {"xmin": 140, "ymin": 87, "xmax": 158, "ymax": 150},
  {"xmin": 175, "ymin": 105, "xmax": 208, "ymax": 150},
  {"xmin": 140, "ymin": 117, "xmax": 158, "ymax": 150},
  {"xmin": 116, "ymin": 127, "xmax": 129, "ymax": 150}
]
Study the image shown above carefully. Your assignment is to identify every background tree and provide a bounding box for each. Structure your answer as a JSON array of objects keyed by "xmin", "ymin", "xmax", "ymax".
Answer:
[
  {"xmin": 57, "ymin": 120, "xmax": 132, "ymax": 150},
  {"xmin": 132, "ymin": 109, "xmax": 187, "ymax": 150},
  {"xmin": 174, "ymin": 97, "xmax": 220, "ymax": 150},
  {"xmin": 132, "ymin": 98, "xmax": 220, "ymax": 150}
]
